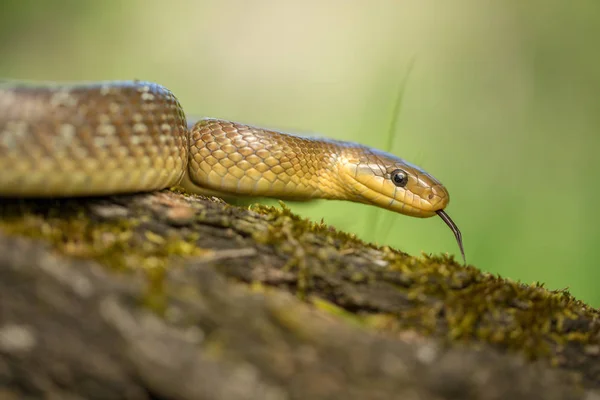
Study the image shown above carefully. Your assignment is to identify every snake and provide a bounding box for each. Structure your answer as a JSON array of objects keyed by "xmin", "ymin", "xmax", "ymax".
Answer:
[{"xmin": 0, "ymin": 80, "xmax": 465, "ymax": 263}]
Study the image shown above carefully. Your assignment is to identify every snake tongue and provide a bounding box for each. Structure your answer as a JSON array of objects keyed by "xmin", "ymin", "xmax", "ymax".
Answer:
[{"xmin": 436, "ymin": 210, "xmax": 466, "ymax": 265}]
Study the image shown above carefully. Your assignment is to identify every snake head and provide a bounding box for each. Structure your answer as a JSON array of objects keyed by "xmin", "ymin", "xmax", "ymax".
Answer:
[
  {"xmin": 338, "ymin": 147, "xmax": 449, "ymax": 218},
  {"xmin": 338, "ymin": 146, "xmax": 466, "ymax": 264}
]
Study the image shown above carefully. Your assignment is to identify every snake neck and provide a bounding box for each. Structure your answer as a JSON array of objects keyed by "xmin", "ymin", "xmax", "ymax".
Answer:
[{"xmin": 185, "ymin": 119, "xmax": 352, "ymax": 200}]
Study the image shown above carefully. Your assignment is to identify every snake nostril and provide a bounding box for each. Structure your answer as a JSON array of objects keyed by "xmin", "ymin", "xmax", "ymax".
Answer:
[{"xmin": 428, "ymin": 193, "xmax": 434, "ymax": 200}]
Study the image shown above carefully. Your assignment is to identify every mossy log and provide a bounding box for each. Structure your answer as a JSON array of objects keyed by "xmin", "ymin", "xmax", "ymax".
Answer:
[{"xmin": 0, "ymin": 191, "xmax": 598, "ymax": 400}]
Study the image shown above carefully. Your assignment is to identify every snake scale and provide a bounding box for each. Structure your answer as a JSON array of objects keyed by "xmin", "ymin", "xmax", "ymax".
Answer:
[{"xmin": 0, "ymin": 80, "xmax": 465, "ymax": 263}]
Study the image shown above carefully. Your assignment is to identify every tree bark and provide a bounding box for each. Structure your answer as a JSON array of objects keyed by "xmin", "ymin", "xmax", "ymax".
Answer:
[{"xmin": 0, "ymin": 191, "xmax": 598, "ymax": 400}]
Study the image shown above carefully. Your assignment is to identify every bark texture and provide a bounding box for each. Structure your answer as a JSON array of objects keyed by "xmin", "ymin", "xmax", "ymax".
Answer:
[{"xmin": 0, "ymin": 191, "xmax": 598, "ymax": 400}]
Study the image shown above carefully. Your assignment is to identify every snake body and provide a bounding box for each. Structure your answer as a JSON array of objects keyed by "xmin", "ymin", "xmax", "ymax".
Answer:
[{"xmin": 0, "ymin": 80, "xmax": 465, "ymax": 261}]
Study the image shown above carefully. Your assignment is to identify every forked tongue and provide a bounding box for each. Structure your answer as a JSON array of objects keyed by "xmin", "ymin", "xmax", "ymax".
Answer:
[{"xmin": 436, "ymin": 210, "xmax": 466, "ymax": 265}]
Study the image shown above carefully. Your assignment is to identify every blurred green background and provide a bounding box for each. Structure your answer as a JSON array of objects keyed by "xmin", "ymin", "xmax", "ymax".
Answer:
[{"xmin": 1, "ymin": 1, "xmax": 599, "ymax": 306}]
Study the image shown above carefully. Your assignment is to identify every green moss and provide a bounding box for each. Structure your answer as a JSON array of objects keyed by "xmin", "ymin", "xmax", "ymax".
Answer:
[
  {"xmin": 310, "ymin": 296, "xmax": 365, "ymax": 326},
  {"xmin": 249, "ymin": 201, "xmax": 377, "ymax": 300},
  {"xmin": 0, "ymin": 199, "xmax": 209, "ymax": 314},
  {"xmin": 382, "ymin": 253, "xmax": 599, "ymax": 363},
  {"xmin": 242, "ymin": 201, "xmax": 599, "ymax": 369},
  {"xmin": 250, "ymin": 201, "xmax": 368, "ymax": 249}
]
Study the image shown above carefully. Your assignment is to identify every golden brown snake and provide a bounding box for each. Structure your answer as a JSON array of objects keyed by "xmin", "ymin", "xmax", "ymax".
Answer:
[{"xmin": 0, "ymin": 80, "xmax": 465, "ymax": 263}]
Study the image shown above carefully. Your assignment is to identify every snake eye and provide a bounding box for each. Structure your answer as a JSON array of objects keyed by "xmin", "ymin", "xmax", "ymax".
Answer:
[{"xmin": 390, "ymin": 169, "xmax": 408, "ymax": 187}]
